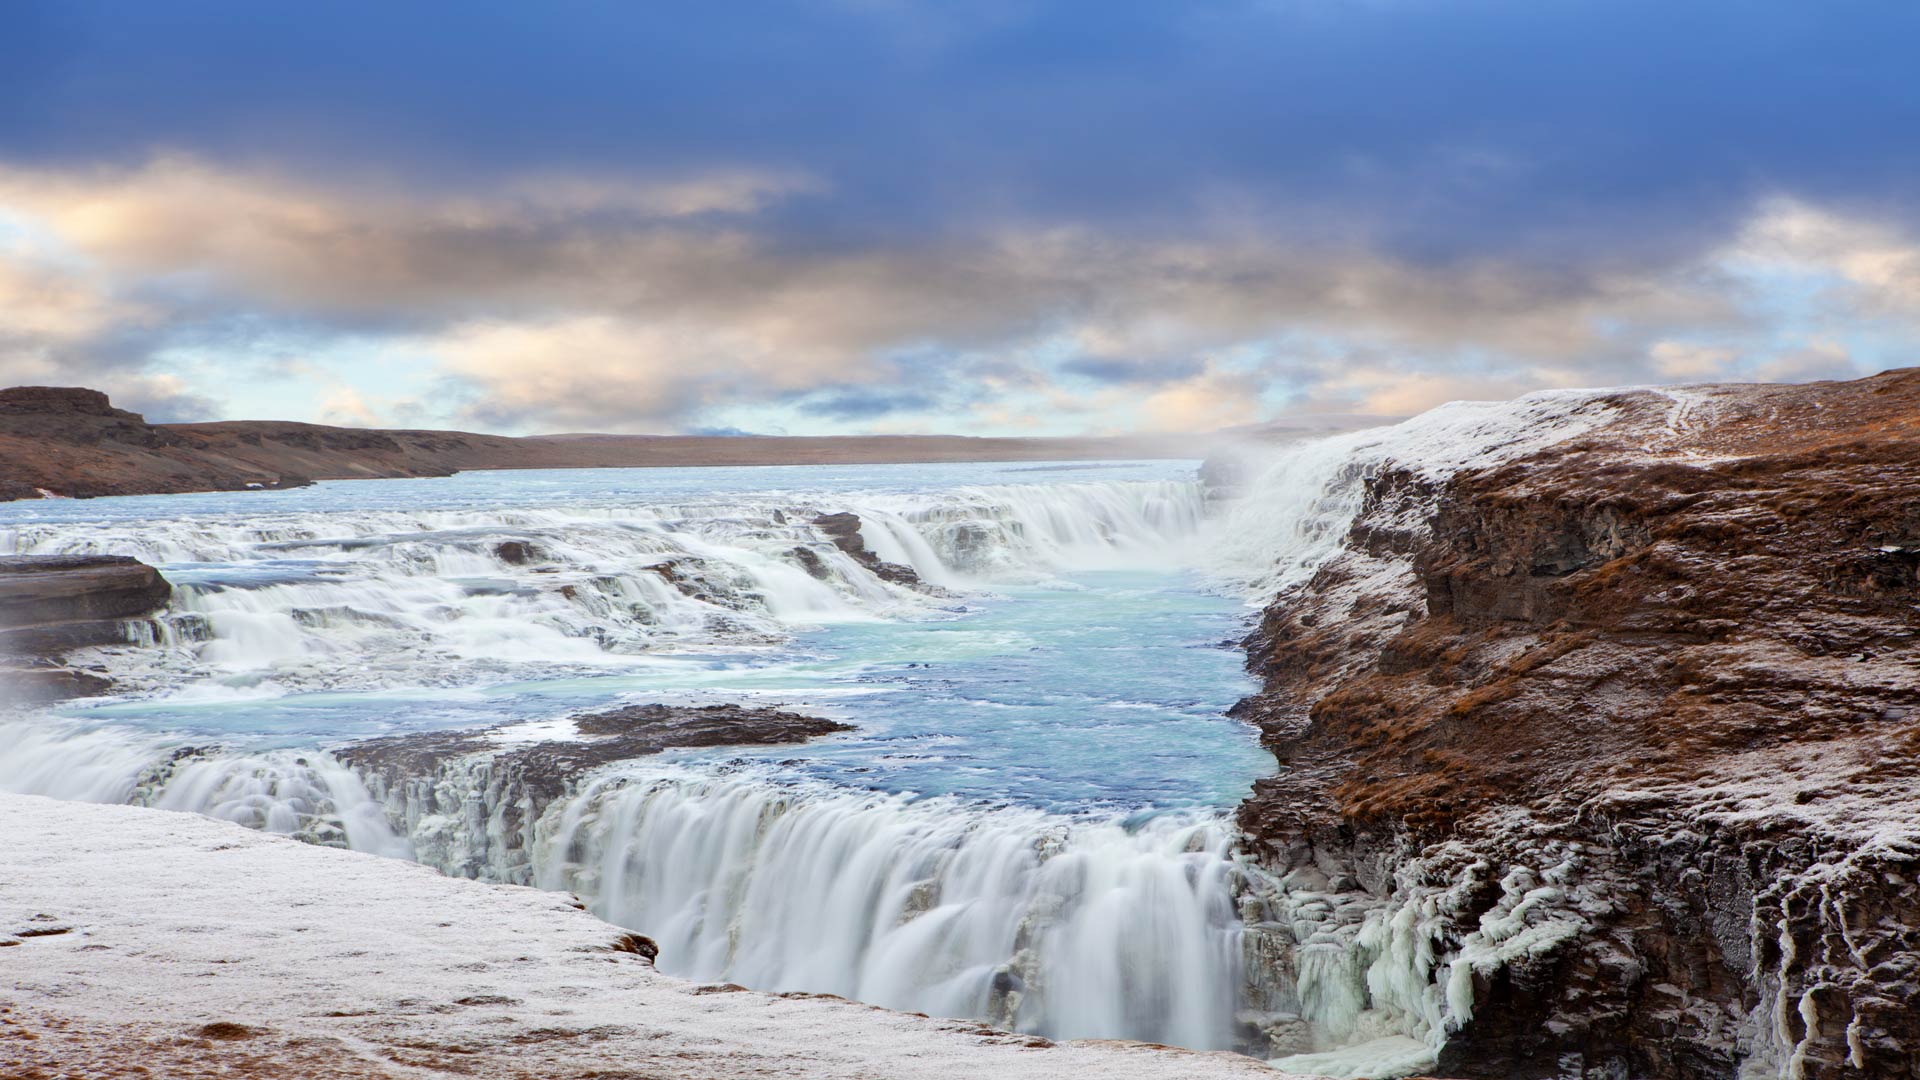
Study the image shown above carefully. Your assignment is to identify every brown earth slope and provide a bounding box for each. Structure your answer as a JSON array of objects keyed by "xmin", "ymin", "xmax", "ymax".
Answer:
[
  {"xmin": 1232, "ymin": 368, "xmax": 1920, "ymax": 1078},
  {"xmin": 0, "ymin": 385, "xmax": 1204, "ymax": 502}
]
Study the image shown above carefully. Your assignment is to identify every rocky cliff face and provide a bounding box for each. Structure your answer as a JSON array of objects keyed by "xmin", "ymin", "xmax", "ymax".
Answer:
[{"xmin": 1231, "ymin": 369, "xmax": 1920, "ymax": 1079}]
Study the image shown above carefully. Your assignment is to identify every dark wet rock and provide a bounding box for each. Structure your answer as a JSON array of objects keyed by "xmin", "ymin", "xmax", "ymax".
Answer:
[
  {"xmin": 342, "ymin": 703, "xmax": 850, "ymax": 804},
  {"xmin": 493, "ymin": 540, "xmax": 543, "ymax": 565},
  {"xmin": 812, "ymin": 511, "xmax": 924, "ymax": 587},
  {"xmin": 569, "ymin": 702, "xmax": 843, "ymax": 742},
  {"xmin": 791, "ymin": 545, "xmax": 831, "ymax": 580},
  {"xmin": 609, "ymin": 933, "xmax": 660, "ymax": 962},
  {"xmin": 195, "ymin": 1022, "xmax": 264, "ymax": 1041},
  {"xmin": 1229, "ymin": 368, "xmax": 1920, "ymax": 1078},
  {"xmin": 0, "ymin": 555, "xmax": 172, "ymax": 631}
]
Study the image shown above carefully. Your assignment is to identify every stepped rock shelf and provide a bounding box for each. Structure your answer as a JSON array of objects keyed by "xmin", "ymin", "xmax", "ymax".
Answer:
[{"xmin": 0, "ymin": 553, "xmax": 172, "ymax": 702}]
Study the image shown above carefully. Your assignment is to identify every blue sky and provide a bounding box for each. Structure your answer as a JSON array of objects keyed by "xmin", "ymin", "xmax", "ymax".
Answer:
[{"xmin": 2, "ymin": 1, "xmax": 1918, "ymax": 434}]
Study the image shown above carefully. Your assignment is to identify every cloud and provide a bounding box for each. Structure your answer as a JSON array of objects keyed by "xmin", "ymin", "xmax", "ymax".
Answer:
[
  {"xmin": 1060, "ymin": 355, "xmax": 1204, "ymax": 385},
  {"xmin": 426, "ymin": 314, "xmax": 888, "ymax": 432},
  {"xmin": 0, "ymin": 244, "xmax": 152, "ymax": 383},
  {"xmin": 1138, "ymin": 363, "xmax": 1266, "ymax": 432},
  {"xmin": 0, "ymin": 155, "xmax": 1914, "ymax": 434},
  {"xmin": 796, "ymin": 387, "xmax": 938, "ymax": 420},
  {"xmin": 1648, "ymin": 341, "xmax": 1740, "ymax": 381},
  {"xmin": 1732, "ymin": 199, "xmax": 1920, "ymax": 321},
  {"xmin": 1308, "ymin": 368, "xmax": 1553, "ymax": 418},
  {"xmin": 0, "ymin": 156, "xmax": 817, "ymax": 321},
  {"xmin": 317, "ymin": 385, "xmax": 385, "ymax": 427},
  {"xmin": 102, "ymin": 372, "xmax": 223, "ymax": 422},
  {"xmin": 1753, "ymin": 338, "xmax": 1860, "ymax": 384}
]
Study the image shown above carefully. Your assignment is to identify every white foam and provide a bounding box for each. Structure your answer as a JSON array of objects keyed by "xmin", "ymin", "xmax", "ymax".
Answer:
[{"xmin": 12, "ymin": 477, "xmax": 1210, "ymax": 695}]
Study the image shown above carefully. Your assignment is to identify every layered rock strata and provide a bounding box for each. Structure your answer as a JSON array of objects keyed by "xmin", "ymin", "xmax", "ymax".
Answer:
[
  {"xmin": 0, "ymin": 554, "xmax": 173, "ymax": 702},
  {"xmin": 1231, "ymin": 369, "xmax": 1920, "ymax": 1078}
]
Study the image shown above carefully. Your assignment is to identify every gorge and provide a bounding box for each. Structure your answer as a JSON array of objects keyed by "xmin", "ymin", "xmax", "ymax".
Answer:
[{"xmin": 4, "ymin": 370, "xmax": 1917, "ymax": 1080}]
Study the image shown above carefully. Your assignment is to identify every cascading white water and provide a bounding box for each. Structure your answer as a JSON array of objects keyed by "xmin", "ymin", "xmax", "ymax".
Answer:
[
  {"xmin": 532, "ymin": 772, "xmax": 1251, "ymax": 1049},
  {"xmin": 0, "ymin": 475, "xmax": 1211, "ymax": 694},
  {"xmin": 0, "ymin": 713, "xmax": 411, "ymax": 859},
  {"xmin": 859, "ymin": 479, "xmax": 1210, "ymax": 580},
  {"xmin": 1202, "ymin": 390, "xmax": 1619, "ymax": 595},
  {"xmin": 0, "ymin": 703, "xmax": 1268, "ymax": 1050}
]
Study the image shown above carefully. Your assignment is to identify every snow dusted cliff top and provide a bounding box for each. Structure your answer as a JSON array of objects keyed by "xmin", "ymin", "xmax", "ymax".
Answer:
[{"xmin": 0, "ymin": 793, "xmax": 1308, "ymax": 1080}]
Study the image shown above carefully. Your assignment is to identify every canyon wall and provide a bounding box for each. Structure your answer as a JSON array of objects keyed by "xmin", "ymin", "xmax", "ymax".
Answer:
[{"xmin": 1232, "ymin": 369, "xmax": 1920, "ymax": 1078}]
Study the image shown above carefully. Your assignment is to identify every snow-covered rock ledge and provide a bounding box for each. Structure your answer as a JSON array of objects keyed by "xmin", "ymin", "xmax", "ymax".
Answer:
[{"xmin": 0, "ymin": 794, "xmax": 1305, "ymax": 1080}]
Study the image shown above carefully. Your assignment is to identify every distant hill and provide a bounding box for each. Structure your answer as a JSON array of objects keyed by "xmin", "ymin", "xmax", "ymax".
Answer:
[{"xmin": 0, "ymin": 386, "xmax": 1369, "ymax": 502}]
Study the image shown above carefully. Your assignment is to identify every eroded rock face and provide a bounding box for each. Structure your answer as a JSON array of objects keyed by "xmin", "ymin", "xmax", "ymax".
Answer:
[
  {"xmin": 0, "ymin": 386, "xmax": 130, "ymax": 417},
  {"xmin": 0, "ymin": 555, "xmax": 173, "ymax": 700},
  {"xmin": 0, "ymin": 555, "xmax": 173, "ymax": 633},
  {"xmin": 1231, "ymin": 369, "xmax": 1920, "ymax": 1078}
]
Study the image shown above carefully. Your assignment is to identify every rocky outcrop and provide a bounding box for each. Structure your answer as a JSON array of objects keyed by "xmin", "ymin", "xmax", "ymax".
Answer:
[
  {"xmin": 340, "ymin": 702, "xmax": 851, "ymax": 804},
  {"xmin": 812, "ymin": 512, "xmax": 925, "ymax": 586},
  {"xmin": 335, "ymin": 703, "xmax": 851, "ymax": 880},
  {"xmin": 1230, "ymin": 369, "xmax": 1920, "ymax": 1078},
  {"xmin": 0, "ymin": 554, "xmax": 173, "ymax": 701}
]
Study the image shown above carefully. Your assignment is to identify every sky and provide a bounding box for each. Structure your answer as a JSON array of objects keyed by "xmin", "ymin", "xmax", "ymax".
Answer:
[{"xmin": 2, "ymin": 2, "xmax": 1918, "ymax": 436}]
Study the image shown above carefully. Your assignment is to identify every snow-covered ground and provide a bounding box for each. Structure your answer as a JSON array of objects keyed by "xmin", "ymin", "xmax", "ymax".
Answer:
[{"xmin": 0, "ymin": 793, "xmax": 1313, "ymax": 1080}]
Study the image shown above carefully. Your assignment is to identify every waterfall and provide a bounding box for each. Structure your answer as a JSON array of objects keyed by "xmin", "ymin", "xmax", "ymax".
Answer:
[
  {"xmin": 533, "ymin": 773, "xmax": 1252, "ymax": 1049},
  {"xmin": 1, "ymin": 468, "xmax": 1273, "ymax": 1050},
  {"xmin": 0, "ymin": 403, "xmax": 1637, "ymax": 1073},
  {"xmin": 0, "ymin": 715, "xmax": 409, "ymax": 860},
  {"xmin": 1203, "ymin": 389, "xmax": 1620, "ymax": 595},
  {"xmin": 0, "ymin": 712, "xmax": 1269, "ymax": 1050}
]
